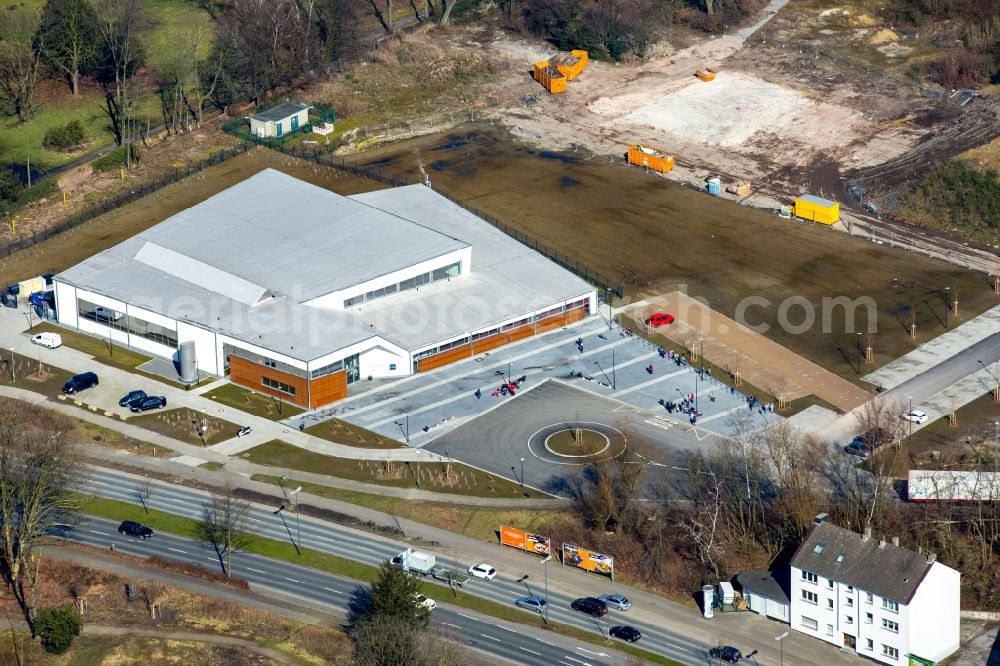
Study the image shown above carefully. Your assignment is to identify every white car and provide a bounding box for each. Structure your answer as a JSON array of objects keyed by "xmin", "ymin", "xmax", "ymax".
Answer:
[
  {"xmin": 30, "ymin": 332, "xmax": 62, "ymax": 349},
  {"xmin": 468, "ymin": 563, "xmax": 497, "ymax": 581},
  {"xmin": 903, "ymin": 410, "xmax": 928, "ymax": 424},
  {"xmin": 414, "ymin": 593, "xmax": 436, "ymax": 611},
  {"xmin": 91, "ymin": 306, "xmax": 123, "ymax": 322}
]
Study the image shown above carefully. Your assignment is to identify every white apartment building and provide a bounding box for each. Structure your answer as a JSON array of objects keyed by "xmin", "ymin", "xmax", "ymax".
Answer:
[{"xmin": 789, "ymin": 515, "xmax": 960, "ymax": 666}]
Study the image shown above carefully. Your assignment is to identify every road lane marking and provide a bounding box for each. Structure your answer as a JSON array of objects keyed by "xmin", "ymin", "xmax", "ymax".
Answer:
[
  {"xmin": 562, "ymin": 657, "xmax": 591, "ymax": 666},
  {"xmin": 166, "ymin": 547, "xmax": 187, "ymax": 554},
  {"xmin": 322, "ymin": 587, "xmax": 341, "ymax": 594},
  {"xmin": 246, "ymin": 567, "xmax": 267, "ymax": 574},
  {"xmin": 170, "ymin": 498, "xmax": 184, "ymax": 502},
  {"xmin": 519, "ymin": 647, "xmax": 541, "ymax": 655},
  {"xmin": 90, "ymin": 481, "xmax": 109, "ymax": 486},
  {"xmin": 442, "ymin": 623, "xmax": 462, "ymax": 629},
  {"xmin": 284, "ymin": 577, "xmax": 301, "ymax": 583},
  {"xmin": 457, "ymin": 613, "xmax": 478, "ymax": 621},
  {"xmin": 87, "ymin": 530, "xmax": 110, "ymax": 536},
  {"xmin": 576, "ymin": 647, "xmax": 607, "ymax": 656},
  {"xmin": 494, "ymin": 624, "xmax": 518, "ymax": 633},
  {"xmin": 479, "ymin": 634, "xmax": 501, "ymax": 642},
  {"xmin": 534, "ymin": 638, "xmax": 558, "ymax": 647}
]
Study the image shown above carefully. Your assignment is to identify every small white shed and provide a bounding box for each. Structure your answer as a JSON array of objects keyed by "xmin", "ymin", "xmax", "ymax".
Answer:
[
  {"xmin": 737, "ymin": 570, "xmax": 790, "ymax": 623},
  {"xmin": 249, "ymin": 101, "xmax": 311, "ymax": 139}
]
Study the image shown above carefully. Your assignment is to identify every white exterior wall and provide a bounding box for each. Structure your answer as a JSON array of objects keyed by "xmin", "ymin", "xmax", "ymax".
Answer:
[
  {"xmin": 907, "ymin": 563, "xmax": 961, "ymax": 663},
  {"xmin": 177, "ymin": 321, "xmax": 219, "ymax": 376},
  {"xmin": 77, "ymin": 317, "xmax": 128, "ymax": 344},
  {"xmin": 127, "ymin": 334, "xmax": 176, "ymax": 359},
  {"xmin": 358, "ymin": 345, "xmax": 409, "ymax": 379},
  {"xmin": 305, "ymin": 247, "xmax": 472, "ymax": 310},
  {"xmin": 53, "ymin": 281, "xmax": 78, "ymax": 328},
  {"xmin": 250, "ymin": 109, "xmax": 309, "ymax": 138},
  {"xmin": 789, "ymin": 566, "xmax": 840, "ymax": 646}
]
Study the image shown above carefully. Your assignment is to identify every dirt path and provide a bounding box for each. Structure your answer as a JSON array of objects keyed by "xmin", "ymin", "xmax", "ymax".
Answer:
[
  {"xmin": 622, "ymin": 292, "xmax": 872, "ymax": 412},
  {"xmin": 82, "ymin": 625, "xmax": 296, "ymax": 664}
]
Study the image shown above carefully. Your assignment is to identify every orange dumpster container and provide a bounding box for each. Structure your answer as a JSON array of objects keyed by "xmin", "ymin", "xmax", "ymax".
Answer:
[
  {"xmin": 628, "ymin": 144, "xmax": 674, "ymax": 173},
  {"xmin": 695, "ymin": 68, "xmax": 716, "ymax": 81},
  {"xmin": 552, "ymin": 50, "xmax": 589, "ymax": 80},
  {"xmin": 534, "ymin": 61, "xmax": 566, "ymax": 94}
]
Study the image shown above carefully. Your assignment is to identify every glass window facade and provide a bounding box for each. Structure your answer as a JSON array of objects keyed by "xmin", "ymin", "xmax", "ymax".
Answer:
[{"xmin": 343, "ymin": 261, "xmax": 461, "ymax": 308}]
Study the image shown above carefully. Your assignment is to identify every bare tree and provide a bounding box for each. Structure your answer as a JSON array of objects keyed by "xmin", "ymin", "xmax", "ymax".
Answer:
[
  {"xmin": 93, "ymin": 0, "xmax": 147, "ymax": 148},
  {"xmin": 199, "ymin": 484, "xmax": 254, "ymax": 578},
  {"xmin": 136, "ymin": 476, "xmax": 152, "ymax": 514},
  {"xmin": 35, "ymin": 0, "xmax": 101, "ymax": 97},
  {"xmin": 0, "ymin": 8, "xmax": 43, "ymax": 121},
  {"xmin": 677, "ymin": 462, "xmax": 725, "ymax": 578},
  {"xmin": 0, "ymin": 401, "xmax": 81, "ymax": 625},
  {"xmin": 368, "ymin": 0, "xmax": 394, "ymax": 33}
]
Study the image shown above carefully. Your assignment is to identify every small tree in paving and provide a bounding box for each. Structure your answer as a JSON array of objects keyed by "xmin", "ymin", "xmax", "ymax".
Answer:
[{"xmin": 32, "ymin": 605, "xmax": 82, "ymax": 654}]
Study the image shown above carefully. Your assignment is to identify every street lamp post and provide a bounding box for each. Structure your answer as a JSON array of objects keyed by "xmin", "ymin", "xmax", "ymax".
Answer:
[
  {"xmin": 541, "ymin": 554, "xmax": 551, "ymax": 623},
  {"xmin": 611, "ymin": 347, "xmax": 615, "ymax": 390},
  {"xmin": 944, "ymin": 287, "xmax": 950, "ymax": 328},
  {"xmin": 908, "ymin": 396, "xmax": 913, "ymax": 440},
  {"xmin": 7, "ymin": 348, "xmax": 14, "ymax": 382},
  {"xmin": 520, "ymin": 457, "xmax": 525, "ymax": 488},
  {"xmin": 856, "ymin": 332, "xmax": 862, "ymax": 373},
  {"xmin": 775, "ymin": 631, "xmax": 789, "ymax": 666}
]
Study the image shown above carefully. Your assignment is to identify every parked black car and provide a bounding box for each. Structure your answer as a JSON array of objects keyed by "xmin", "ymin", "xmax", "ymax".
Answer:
[
  {"xmin": 609, "ymin": 625, "xmax": 641, "ymax": 642},
  {"xmin": 570, "ymin": 597, "xmax": 608, "ymax": 617},
  {"xmin": 119, "ymin": 389, "xmax": 147, "ymax": 407},
  {"xmin": 844, "ymin": 439, "xmax": 872, "ymax": 459},
  {"xmin": 63, "ymin": 372, "xmax": 98, "ymax": 395},
  {"xmin": 118, "ymin": 520, "xmax": 153, "ymax": 539},
  {"xmin": 130, "ymin": 396, "xmax": 167, "ymax": 412},
  {"xmin": 709, "ymin": 646, "xmax": 743, "ymax": 663}
]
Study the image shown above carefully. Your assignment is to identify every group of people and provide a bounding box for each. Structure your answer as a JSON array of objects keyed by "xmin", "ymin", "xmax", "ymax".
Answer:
[
  {"xmin": 744, "ymin": 393, "xmax": 775, "ymax": 413},
  {"xmin": 475, "ymin": 375, "xmax": 528, "ymax": 399}
]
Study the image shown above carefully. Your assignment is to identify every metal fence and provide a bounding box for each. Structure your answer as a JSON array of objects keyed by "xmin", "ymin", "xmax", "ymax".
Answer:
[
  {"xmin": 1, "ymin": 143, "xmax": 251, "ymax": 260},
  {"xmin": 284, "ymin": 145, "xmax": 624, "ymax": 298}
]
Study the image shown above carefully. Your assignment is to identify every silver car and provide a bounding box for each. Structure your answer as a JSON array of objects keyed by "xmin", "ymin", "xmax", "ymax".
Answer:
[
  {"xmin": 600, "ymin": 593, "xmax": 632, "ymax": 611},
  {"xmin": 516, "ymin": 596, "xmax": 547, "ymax": 613}
]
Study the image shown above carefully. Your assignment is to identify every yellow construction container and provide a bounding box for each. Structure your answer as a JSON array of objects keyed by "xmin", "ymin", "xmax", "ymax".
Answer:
[
  {"xmin": 533, "ymin": 61, "xmax": 566, "ymax": 94},
  {"xmin": 552, "ymin": 50, "xmax": 589, "ymax": 80},
  {"xmin": 627, "ymin": 144, "xmax": 674, "ymax": 173},
  {"xmin": 794, "ymin": 194, "xmax": 840, "ymax": 225},
  {"xmin": 695, "ymin": 68, "xmax": 716, "ymax": 81},
  {"xmin": 726, "ymin": 181, "xmax": 752, "ymax": 196}
]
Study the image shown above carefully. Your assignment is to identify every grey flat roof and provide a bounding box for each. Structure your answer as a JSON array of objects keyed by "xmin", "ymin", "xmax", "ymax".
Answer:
[
  {"xmin": 790, "ymin": 521, "xmax": 932, "ymax": 604},
  {"xmin": 736, "ymin": 570, "xmax": 789, "ymax": 604},
  {"xmin": 57, "ymin": 174, "xmax": 594, "ymax": 362},
  {"xmin": 252, "ymin": 101, "xmax": 311, "ymax": 123},
  {"xmin": 797, "ymin": 193, "xmax": 837, "ymax": 208},
  {"xmin": 347, "ymin": 185, "xmax": 594, "ymax": 350}
]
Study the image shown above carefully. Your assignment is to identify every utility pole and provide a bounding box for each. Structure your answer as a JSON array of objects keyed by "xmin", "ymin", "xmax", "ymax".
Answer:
[{"xmin": 541, "ymin": 555, "xmax": 551, "ymax": 624}]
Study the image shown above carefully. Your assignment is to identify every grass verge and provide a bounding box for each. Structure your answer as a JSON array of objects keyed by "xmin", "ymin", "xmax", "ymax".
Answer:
[
  {"xmin": 127, "ymin": 407, "xmax": 239, "ymax": 447},
  {"xmin": 241, "ymin": 440, "xmax": 535, "ymax": 498},
  {"xmin": 304, "ymin": 418, "xmax": 402, "ymax": 449},
  {"xmin": 203, "ymin": 382, "xmax": 304, "ymax": 421},
  {"xmin": 77, "ymin": 495, "xmax": 681, "ymax": 666},
  {"xmin": 251, "ymin": 474, "xmax": 567, "ymax": 542}
]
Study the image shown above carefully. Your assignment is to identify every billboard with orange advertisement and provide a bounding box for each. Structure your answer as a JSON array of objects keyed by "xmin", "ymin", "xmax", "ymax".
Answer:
[
  {"xmin": 562, "ymin": 543, "xmax": 614, "ymax": 578},
  {"xmin": 500, "ymin": 526, "xmax": 551, "ymax": 557}
]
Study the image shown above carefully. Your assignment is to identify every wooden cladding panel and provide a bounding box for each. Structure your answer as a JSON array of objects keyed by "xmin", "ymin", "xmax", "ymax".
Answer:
[
  {"xmin": 418, "ymin": 345, "xmax": 471, "ymax": 373},
  {"xmin": 309, "ymin": 370, "xmax": 348, "ymax": 409},
  {"xmin": 229, "ymin": 355, "xmax": 309, "ymax": 408}
]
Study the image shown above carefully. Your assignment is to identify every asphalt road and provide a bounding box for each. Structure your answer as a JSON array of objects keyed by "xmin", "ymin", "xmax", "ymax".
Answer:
[
  {"xmin": 82, "ymin": 466, "xmax": 713, "ymax": 665},
  {"xmin": 427, "ymin": 379, "xmax": 711, "ymax": 496},
  {"xmin": 885, "ymin": 331, "xmax": 1000, "ymax": 406},
  {"xmin": 66, "ymin": 515, "xmax": 616, "ymax": 666}
]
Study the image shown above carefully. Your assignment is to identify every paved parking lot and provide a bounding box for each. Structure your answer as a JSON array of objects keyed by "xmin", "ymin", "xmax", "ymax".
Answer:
[{"xmin": 308, "ymin": 316, "xmax": 781, "ymax": 447}]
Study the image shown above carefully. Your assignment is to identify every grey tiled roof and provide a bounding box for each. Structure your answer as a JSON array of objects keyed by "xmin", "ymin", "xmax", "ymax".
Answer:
[
  {"xmin": 252, "ymin": 101, "xmax": 310, "ymax": 123},
  {"xmin": 736, "ymin": 570, "xmax": 789, "ymax": 604},
  {"xmin": 790, "ymin": 521, "xmax": 932, "ymax": 604}
]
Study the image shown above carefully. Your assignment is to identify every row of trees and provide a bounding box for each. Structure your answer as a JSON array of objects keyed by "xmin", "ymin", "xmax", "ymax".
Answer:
[{"xmin": 561, "ymin": 397, "xmax": 1000, "ymax": 607}]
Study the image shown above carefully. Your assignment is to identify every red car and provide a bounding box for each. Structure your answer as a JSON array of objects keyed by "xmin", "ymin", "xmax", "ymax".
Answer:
[{"xmin": 645, "ymin": 312, "xmax": 675, "ymax": 327}]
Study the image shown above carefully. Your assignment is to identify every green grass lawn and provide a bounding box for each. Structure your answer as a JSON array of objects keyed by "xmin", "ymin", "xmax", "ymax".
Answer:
[
  {"xmin": 204, "ymin": 382, "xmax": 304, "ymax": 421},
  {"xmin": 76, "ymin": 419, "xmax": 169, "ymax": 457},
  {"xmin": 127, "ymin": 407, "xmax": 239, "ymax": 446},
  {"xmin": 241, "ymin": 440, "xmax": 536, "ymax": 498},
  {"xmin": 251, "ymin": 474, "xmax": 567, "ymax": 543},
  {"xmin": 0, "ymin": 0, "xmax": 216, "ymax": 170},
  {"xmin": 304, "ymin": 418, "xmax": 403, "ymax": 449},
  {"xmin": 0, "ymin": 349, "xmax": 74, "ymax": 397},
  {"xmin": 78, "ymin": 494, "xmax": 681, "ymax": 666}
]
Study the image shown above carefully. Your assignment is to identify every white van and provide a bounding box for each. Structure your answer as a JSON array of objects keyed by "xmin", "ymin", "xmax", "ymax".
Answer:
[{"xmin": 31, "ymin": 332, "xmax": 62, "ymax": 349}]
